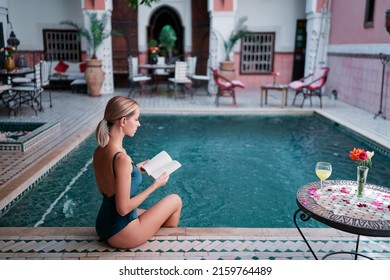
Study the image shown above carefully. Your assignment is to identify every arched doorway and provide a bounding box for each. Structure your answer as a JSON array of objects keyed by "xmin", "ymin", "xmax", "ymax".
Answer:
[{"xmin": 148, "ymin": 6, "xmax": 184, "ymax": 63}]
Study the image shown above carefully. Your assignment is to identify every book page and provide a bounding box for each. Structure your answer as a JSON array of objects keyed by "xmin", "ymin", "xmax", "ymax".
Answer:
[
  {"xmin": 149, "ymin": 160, "xmax": 182, "ymax": 179},
  {"xmin": 142, "ymin": 151, "xmax": 181, "ymax": 179}
]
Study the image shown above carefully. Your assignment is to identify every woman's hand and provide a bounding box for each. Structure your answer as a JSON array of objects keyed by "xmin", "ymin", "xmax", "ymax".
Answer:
[
  {"xmin": 153, "ymin": 172, "xmax": 169, "ymax": 189},
  {"xmin": 137, "ymin": 160, "xmax": 150, "ymax": 173}
]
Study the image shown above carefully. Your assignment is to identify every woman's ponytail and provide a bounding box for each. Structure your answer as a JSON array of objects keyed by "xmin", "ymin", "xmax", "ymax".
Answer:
[{"xmin": 96, "ymin": 119, "xmax": 110, "ymax": 147}]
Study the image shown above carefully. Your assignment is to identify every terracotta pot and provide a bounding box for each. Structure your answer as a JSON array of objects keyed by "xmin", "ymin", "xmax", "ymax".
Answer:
[
  {"xmin": 85, "ymin": 59, "xmax": 104, "ymax": 97},
  {"xmin": 5, "ymin": 56, "xmax": 16, "ymax": 72},
  {"xmin": 219, "ymin": 60, "xmax": 235, "ymax": 80}
]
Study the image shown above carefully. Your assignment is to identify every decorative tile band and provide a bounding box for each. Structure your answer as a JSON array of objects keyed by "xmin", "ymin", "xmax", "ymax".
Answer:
[{"xmin": 0, "ymin": 238, "xmax": 389, "ymax": 260}]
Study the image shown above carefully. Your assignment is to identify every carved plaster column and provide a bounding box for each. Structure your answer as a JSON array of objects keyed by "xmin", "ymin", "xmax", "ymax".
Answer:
[
  {"xmin": 208, "ymin": 0, "xmax": 237, "ymax": 93},
  {"xmin": 82, "ymin": 0, "xmax": 114, "ymax": 94},
  {"xmin": 305, "ymin": 0, "xmax": 331, "ymax": 75}
]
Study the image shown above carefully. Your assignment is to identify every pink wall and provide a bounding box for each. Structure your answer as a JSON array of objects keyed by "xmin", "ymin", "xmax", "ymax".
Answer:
[
  {"xmin": 327, "ymin": 54, "xmax": 390, "ymax": 117},
  {"xmin": 234, "ymin": 52, "xmax": 294, "ymax": 89},
  {"xmin": 329, "ymin": 0, "xmax": 390, "ymax": 44},
  {"xmin": 327, "ymin": 0, "xmax": 390, "ymax": 117},
  {"xmin": 84, "ymin": 0, "xmax": 106, "ymax": 10},
  {"xmin": 214, "ymin": 0, "xmax": 234, "ymax": 12}
]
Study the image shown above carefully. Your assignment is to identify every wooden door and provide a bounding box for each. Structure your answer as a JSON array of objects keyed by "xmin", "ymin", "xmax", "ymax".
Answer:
[{"xmin": 191, "ymin": 0, "xmax": 210, "ymax": 75}]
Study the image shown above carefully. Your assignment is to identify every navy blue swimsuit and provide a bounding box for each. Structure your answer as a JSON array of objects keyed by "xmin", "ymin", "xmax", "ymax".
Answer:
[{"xmin": 95, "ymin": 152, "xmax": 142, "ymax": 241}]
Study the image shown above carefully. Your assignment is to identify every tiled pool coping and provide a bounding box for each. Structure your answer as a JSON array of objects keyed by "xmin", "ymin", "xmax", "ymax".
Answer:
[{"xmin": 1, "ymin": 227, "xmax": 390, "ymax": 260}]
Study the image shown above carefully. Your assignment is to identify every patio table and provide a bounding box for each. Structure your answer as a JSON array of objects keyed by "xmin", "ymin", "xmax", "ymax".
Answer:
[
  {"xmin": 139, "ymin": 64, "xmax": 175, "ymax": 70},
  {"xmin": 294, "ymin": 180, "xmax": 390, "ymax": 260},
  {"xmin": 139, "ymin": 63, "xmax": 175, "ymax": 90},
  {"xmin": 260, "ymin": 84, "xmax": 288, "ymax": 108},
  {"xmin": 0, "ymin": 68, "xmax": 34, "ymax": 85}
]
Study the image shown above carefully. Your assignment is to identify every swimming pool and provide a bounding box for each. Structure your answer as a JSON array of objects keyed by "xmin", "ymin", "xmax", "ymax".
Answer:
[{"xmin": 0, "ymin": 114, "xmax": 389, "ymax": 228}]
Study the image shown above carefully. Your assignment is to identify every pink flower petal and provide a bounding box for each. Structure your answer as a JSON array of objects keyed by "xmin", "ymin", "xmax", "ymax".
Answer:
[
  {"xmin": 372, "ymin": 200, "xmax": 383, "ymax": 206},
  {"xmin": 301, "ymin": 199, "xmax": 308, "ymax": 205},
  {"xmin": 309, "ymin": 188, "xmax": 317, "ymax": 195},
  {"xmin": 341, "ymin": 187, "xmax": 350, "ymax": 194},
  {"xmin": 331, "ymin": 195, "xmax": 337, "ymax": 200},
  {"xmin": 313, "ymin": 193, "xmax": 321, "ymax": 198},
  {"xmin": 377, "ymin": 207, "xmax": 384, "ymax": 210}
]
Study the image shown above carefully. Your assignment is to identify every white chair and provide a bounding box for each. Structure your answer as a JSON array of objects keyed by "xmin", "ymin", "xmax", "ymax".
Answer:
[
  {"xmin": 153, "ymin": 56, "xmax": 170, "ymax": 90},
  {"xmin": 127, "ymin": 56, "xmax": 151, "ymax": 97},
  {"xmin": 187, "ymin": 56, "xmax": 211, "ymax": 96},
  {"xmin": 40, "ymin": 60, "xmax": 53, "ymax": 108},
  {"xmin": 168, "ymin": 61, "xmax": 192, "ymax": 98},
  {"xmin": 11, "ymin": 62, "xmax": 44, "ymax": 115}
]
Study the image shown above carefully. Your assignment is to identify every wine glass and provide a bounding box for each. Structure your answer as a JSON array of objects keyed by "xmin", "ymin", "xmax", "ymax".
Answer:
[{"xmin": 315, "ymin": 162, "xmax": 332, "ymax": 190}]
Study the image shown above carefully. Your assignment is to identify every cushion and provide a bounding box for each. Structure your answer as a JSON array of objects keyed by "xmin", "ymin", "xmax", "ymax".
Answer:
[
  {"xmin": 288, "ymin": 80, "xmax": 306, "ymax": 90},
  {"xmin": 54, "ymin": 60, "xmax": 69, "ymax": 73},
  {"xmin": 79, "ymin": 62, "xmax": 87, "ymax": 73},
  {"xmin": 70, "ymin": 79, "xmax": 87, "ymax": 86}
]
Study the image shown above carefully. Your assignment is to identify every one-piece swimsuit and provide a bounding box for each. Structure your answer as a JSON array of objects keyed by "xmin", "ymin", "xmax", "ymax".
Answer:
[{"xmin": 95, "ymin": 152, "xmax": 142, "ymax": 241}]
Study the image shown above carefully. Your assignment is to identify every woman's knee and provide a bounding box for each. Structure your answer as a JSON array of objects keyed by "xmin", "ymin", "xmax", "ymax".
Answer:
[{"xmin": 167, "ymin": 193, "xmax": 182, "ymax": 208}]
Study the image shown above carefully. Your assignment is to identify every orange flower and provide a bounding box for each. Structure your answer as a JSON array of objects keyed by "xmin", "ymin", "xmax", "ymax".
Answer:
[
  {"xmin": 349, "ymin": 148, "xmax": 363, "ymax": 161},
  {"xmin": 349, "ymin": 147, "xmax": 374, "ymax": 168}
]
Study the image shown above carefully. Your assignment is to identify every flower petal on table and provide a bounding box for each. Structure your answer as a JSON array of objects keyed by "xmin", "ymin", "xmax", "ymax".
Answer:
[{"xmin": 372, "ymin": 200, "xmax": 383, "ymax": 206}]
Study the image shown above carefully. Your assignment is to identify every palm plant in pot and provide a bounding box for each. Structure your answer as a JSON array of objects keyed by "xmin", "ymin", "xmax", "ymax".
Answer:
[
  {"xmin": 61, "ymin": 12, "xmax": 120, "ymax": 96},
  {"xmin": 158, "ymin": 25, "xmax": 177, "ymax": 63},
  {"xmin": 219, "ymin": 17, "xmax": 252, "ymax": 79}
]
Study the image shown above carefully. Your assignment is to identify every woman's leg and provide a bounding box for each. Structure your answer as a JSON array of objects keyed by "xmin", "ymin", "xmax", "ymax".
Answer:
[{"xmin": 108, "ymin": 194, "xmax": 182, "ymax": 249}]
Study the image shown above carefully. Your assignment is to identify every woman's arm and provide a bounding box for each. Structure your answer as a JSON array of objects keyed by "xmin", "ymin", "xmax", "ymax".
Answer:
[{"xmin": 114, "ymin": 153, "xmax": 169, "ymax": 216}]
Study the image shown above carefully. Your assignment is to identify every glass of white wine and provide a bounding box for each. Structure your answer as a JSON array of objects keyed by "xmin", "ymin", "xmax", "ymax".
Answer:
[{"xmin": 315, "ymin": 162, "xmax": 332, "ymax": 190}]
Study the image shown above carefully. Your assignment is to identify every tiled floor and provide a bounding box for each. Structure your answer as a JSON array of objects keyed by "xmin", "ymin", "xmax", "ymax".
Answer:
[{"xmin": 0, "ymin": 86, "xmax": 389, "ymax": 260}]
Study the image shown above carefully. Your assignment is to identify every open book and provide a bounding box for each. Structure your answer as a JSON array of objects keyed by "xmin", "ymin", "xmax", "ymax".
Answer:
[{"xmin": 142, "ymin": 151, "xmax": 182, "ymax": 179}]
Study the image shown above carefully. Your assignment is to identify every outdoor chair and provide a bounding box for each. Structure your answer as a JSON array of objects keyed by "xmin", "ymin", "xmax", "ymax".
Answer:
[
  {"xmin": 153, "ymin": 56, "xmax": 170, "ymax": 89},
  {"xmin": 11, "ymin": 73, "xmax": 33, "ymax": 85},
  {"xmin": 289, "ymin": 67, "xmax": 330, "ymax": 108},
  {"xmin": 187, "ymin": 56, "xmax": 211, "ymax": 96},
  {"xmin": 10, "ymin": 61, "xmax": 43, "ymax": 115},
  {"xmin": 127, "ymin": 56, "xmax": 151, "ymax": 97},
  {"xmin": 168, "ymin": 61, "xmax": 192, "ymax": 98},
  {"xmin": 40, "ymin": 60, "xmax": 52, "ymax": 108},
  {"xmin": 210, "ymin": 67, "xmax": 245, "ymax": 107}
]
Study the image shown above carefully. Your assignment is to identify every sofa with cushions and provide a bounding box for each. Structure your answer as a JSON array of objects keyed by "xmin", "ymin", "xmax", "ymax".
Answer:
[{"xmin": 49, "ymin": 60, "xmax": 87, "ymax": 92}]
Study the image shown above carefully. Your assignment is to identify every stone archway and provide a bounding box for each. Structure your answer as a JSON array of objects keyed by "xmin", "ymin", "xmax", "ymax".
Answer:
[{"xmin": 148, "ymin": 6, "xmax": 184, "ymax": 63}]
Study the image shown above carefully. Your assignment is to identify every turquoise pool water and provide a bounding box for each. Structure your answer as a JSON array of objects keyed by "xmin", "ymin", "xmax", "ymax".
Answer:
[{"xmin": 0, "ymin": 114, "xmax": 389, "ymax": 228}]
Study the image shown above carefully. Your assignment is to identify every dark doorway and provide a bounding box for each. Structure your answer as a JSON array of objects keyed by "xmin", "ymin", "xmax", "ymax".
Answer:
[
  {"xmin": 191, "ymin": 0, "xmax": 210, "ymax": 75},
  {"xmin": 112, "ymin": 0, "xmax": 139, "ymax": 87},
  {"xmin": 291, "ymin": 19, "xmax": 307, "ymax": 81},
  {"xmin": 0, "ymin": 23, "xmax": 4, "ymax": 70},
  {"xmin": 148, "ymin": 6, "xmax": 184, "ymax": 63}
]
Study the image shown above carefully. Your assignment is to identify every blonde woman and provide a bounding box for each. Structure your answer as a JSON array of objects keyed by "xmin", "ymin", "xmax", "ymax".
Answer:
[{"xmin": 93, "ymin": 96, "xmax": 182, "ymax": 249}]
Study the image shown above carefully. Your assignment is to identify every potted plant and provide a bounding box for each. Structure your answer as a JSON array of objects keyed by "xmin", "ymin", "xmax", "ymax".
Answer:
[
  {"xmin": 219, "ymin": 17, "xmax": 252, "ymax": 79},
  {"xmin": 158, "ymin": 25, "xmax": 177, "ymax": 63},
  {"xmin": 61, "ymin": 12, "xmax": 120, "ymax": 96}
]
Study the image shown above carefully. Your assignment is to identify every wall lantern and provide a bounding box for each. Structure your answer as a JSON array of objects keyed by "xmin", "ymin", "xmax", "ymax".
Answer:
[
  {"xmin": 7, "ymin": 31, "xmax": 20, "ymax": 47},
  {"xmin": 5, "ymin": 9, "xmax": 20, "ymax": 47}
]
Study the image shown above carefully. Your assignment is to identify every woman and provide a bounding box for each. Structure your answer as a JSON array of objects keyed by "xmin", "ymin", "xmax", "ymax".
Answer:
[{"xmin": 93, "ymin": 96, "xmax": 182, "ymax": 249}]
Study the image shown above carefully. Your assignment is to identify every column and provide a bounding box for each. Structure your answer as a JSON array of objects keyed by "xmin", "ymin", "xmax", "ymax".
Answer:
[
  {"xmin": 83, "ymin": 0, "xmax": 114, "ymax": 94},
  {"xmin": 304, "ymin": 0, "xmax": 331, "ymax": 75}
]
